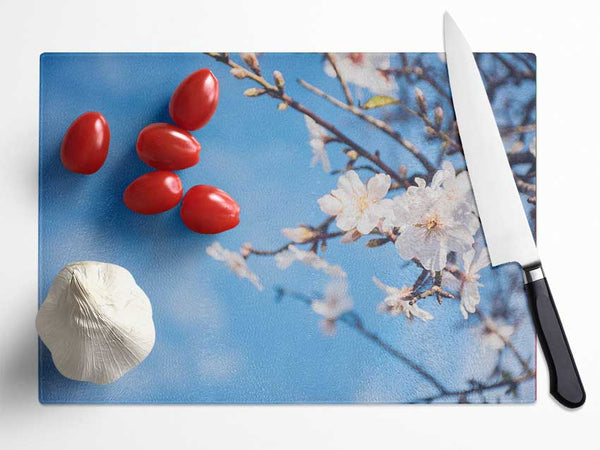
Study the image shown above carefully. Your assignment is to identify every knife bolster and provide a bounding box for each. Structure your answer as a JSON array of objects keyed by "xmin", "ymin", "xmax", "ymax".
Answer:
[{"xmin": 523, "ymin": 263, "xmax": 544, "ymax": 283}]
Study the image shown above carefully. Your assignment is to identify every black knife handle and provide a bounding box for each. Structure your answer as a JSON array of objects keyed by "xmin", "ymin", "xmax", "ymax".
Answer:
[{"xmin": 524, "ymin": 264, "xmax": 585, "ymax": 408}]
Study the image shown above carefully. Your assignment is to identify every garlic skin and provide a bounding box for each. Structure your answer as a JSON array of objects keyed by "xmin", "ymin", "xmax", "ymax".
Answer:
[{"xmin": 36, "ymin": 262, "xmax": 155, "ymax": 384}]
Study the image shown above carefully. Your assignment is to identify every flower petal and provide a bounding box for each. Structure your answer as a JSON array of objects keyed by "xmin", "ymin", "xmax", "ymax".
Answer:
[
  {"xmin": 338, "ymin": 170, "xmax": 366, "ymax": 197},
  {"xmin": 471, "ymin": 246, "xmax": 491, "ymax": 274},
  {"xmin": 366, "ymin": 173, "xmax": 391, "ymax": 201},
  {"xmin": 312, "ymin": 301, "xmax": 331, "ymax": 317},
  {"xmin": 336, "ymin": 207, "xmax": 361, "ymax": 231},
  {"xmin": 395, "ymin": 226, "xmax": 425, "ymax": 261},
  {"xmin": 318, "ymin": 194, "xmax": 343, "ymax": 216},
  {"xmin": 462, "ymin": 248, "xmax": 476, "ymax": 271},
  {"xmin": 411, "ymin": 304, "xmax": 434, "ymax": 321},
  {"xmin": 372, "ymin": 276, "xmax": 402, "ymax": 297},
  {"xmin": 356, "ymin": 211, "xmax": 379, "ymax": 234},
  {"xmin": 445, "ymin": 225, "xmax": 474, "ymax": 254},
  {"xmin": 274, "ymin": 250, "xmax": 295, "ymax": 269},
  {"xmin": 206, "ymin": 242, "xmax": 226, "ymax": 261},
  {"xmin": 460, "ymin": 281, "xmax": 481, "ymax": 317}
]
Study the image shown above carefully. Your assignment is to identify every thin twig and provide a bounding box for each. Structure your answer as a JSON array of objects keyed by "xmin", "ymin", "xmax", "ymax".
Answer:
[
  {"xmin": 493, "ymin": 54, "xmax": 535, "ymax": 81},
  {"xmin": 386, "ymin": 64, "xmax": 452, "ymax": 101},
  {"xmin": 418, "ymin": 372, "xmax": 535, "ymax": 403},
  {"xmin": 325, "ymin": 53, "xmax": 353, "ymax": 106},
  {"xmin": 248, "ymin": 218, "xmax": 341, "ymax": 257},
  {"xmin": 408, "ymin": 284, "xmax": 454, "ymax": 304},
  {"xmin": 331, "ymin": 165, "xmax": 380, "ymax": 175},
  {"xmin": 499, "ymin": 124, "xmax": 536, "ymax": 136},
  {"xmin": 513, "ymin": 53, "xmax": 536, "ymax": 73}
]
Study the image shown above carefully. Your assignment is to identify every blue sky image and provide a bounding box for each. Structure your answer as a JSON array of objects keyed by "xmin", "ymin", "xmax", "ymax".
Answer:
[{"xmin": 39, "ymin": 53, "xmax": 536, "ymax": 403}]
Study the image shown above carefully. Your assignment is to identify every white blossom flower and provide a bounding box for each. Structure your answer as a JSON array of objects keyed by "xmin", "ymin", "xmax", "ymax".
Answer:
[
  {"xmin": 324, "ymin": 53, "xmax": 398, "ymax": 95},
  {"xmin": 373, "ymin": 276, "xmax": 433, "ymax": 321},
  {"xmin": 390, "ymin": 166, "xmax": 474, "ymax": 271},
  {"xmin": 275, "ymin": 245, "xmax": 346, "ymax": 278},
  {"xmin": 443, "ymin": 246, "xmax": 491, "ymax": 319},
  {"xmin": 481, "ymin": 319, "xmax": 515, "ymax": 350},
  {"xmin": 318, "ymin": 171, "xmax": 394, "ymax": 235},
  {"xmin": 304, "ymin": 115, "xmax": 331, "ymax": 173},
  {"xmin": 206, "ymin": 242, "xmax": 263, "ymax": 291},
  {"xmin": 282, "ymin": 226, "xmax": 316, "ymax": 243},
  {"xmin": 312, "ymin": 280, "xmax": 353, "ymax": 335}
]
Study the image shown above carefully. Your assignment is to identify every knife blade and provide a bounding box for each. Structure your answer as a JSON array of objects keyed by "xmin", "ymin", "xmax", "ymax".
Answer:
[{"xmin": 444, "ymin": 12, "xmax": 585, "ymax": 408}]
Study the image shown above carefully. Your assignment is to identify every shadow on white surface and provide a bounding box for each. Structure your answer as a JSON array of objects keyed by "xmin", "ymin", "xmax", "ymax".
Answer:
[{"xmin": 0, "ymin": 293, "xmax": 39, "ymax": 417}]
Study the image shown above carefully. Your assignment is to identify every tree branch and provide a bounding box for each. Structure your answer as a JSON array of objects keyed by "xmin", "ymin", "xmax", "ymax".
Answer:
[
  {"xmin": 276, "ymin": 288, "xmax": 450, "ymax": 393},
  {"xmin": 297, "ymin": 78, "xmax": 437, "ymax": 173},
  {"xmin": 205, "ymin": 52, "xmax": 406, "ymax": 185}
]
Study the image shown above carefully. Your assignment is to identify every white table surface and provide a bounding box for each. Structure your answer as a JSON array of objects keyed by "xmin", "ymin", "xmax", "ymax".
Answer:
[{"xmin": 1, "ymin": 0, "xmax": 598, "ymax": 448}]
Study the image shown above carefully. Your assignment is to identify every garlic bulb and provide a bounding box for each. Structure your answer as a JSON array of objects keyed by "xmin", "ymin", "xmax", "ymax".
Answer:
[{"xmin": 36, "ymin": 261, "xmax": 155, "ymax": 384}]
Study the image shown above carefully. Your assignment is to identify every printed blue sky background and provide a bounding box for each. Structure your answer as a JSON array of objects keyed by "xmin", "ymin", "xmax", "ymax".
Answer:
[{"xmin": 39, "ymin": 53, "xmax": 536, "ymax": 403}]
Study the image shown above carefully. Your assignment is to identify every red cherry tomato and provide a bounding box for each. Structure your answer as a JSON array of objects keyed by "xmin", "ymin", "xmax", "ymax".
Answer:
[
  {"xmin": 169, "ymin": 69, "xmax": 219, "ymax": 131},
  {"xmin": 123, "ymin": 171, "xmax": 183, "ymax": 215},
  {"xmin": 60, "ymin": 112, "xmax": 110, "ymax": 174},
  {"xmin": 180, "ymin": 185, "xmax": 240, "ymax": 234},
  {"xmin": 136, "ymin": 123, "xmax": 201, "ymax": 170}
]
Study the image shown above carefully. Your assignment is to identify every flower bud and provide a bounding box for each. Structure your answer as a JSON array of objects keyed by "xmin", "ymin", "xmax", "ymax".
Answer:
[
  {"xmin": 434, "ymin": 106, "xmax": 444, "ymax": 128},
  {"xmin": 273, "ymin": 70, "xmax": 285, "ymax": 90},
  {"xmin": 415, "ymin": 87, "xmax": 427, "ymax": 113},
  {"xmin": 366, "ymin": 238, "xmax": 390, "ymax": 248},
  {"xmin": 230, "ymin": 68, "xmax": 247, "ymax": 79},
  {"xmin": 244, "ymin": 88, "xmax": 266, "ymax": 97},
  {"xmin": 282, "ymin": 226, "xmax": 315, "ymax": 243},
  {"xmin": 240, "ymin": 242, "xmax": 252, "ymax": 257},
  {"xmin": 340, "ymin": 229, "xmax": 361, "ymax": 243},
  {"xmin": 241, "ymin": 53, "xmax": 260, "ymax": 74},
  {"xmin": 346, "ymin": 150, "xmax": 359, "ymax": 161},
  {"xmin": 277, "ymin": 102, "xmax": 288, "ymax": 111}
]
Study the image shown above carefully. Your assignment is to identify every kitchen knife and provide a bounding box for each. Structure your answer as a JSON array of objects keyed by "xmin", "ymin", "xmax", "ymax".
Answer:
[{"xmin": 443, "ymin": 13, "xmax": 585, "ymax": 408}]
